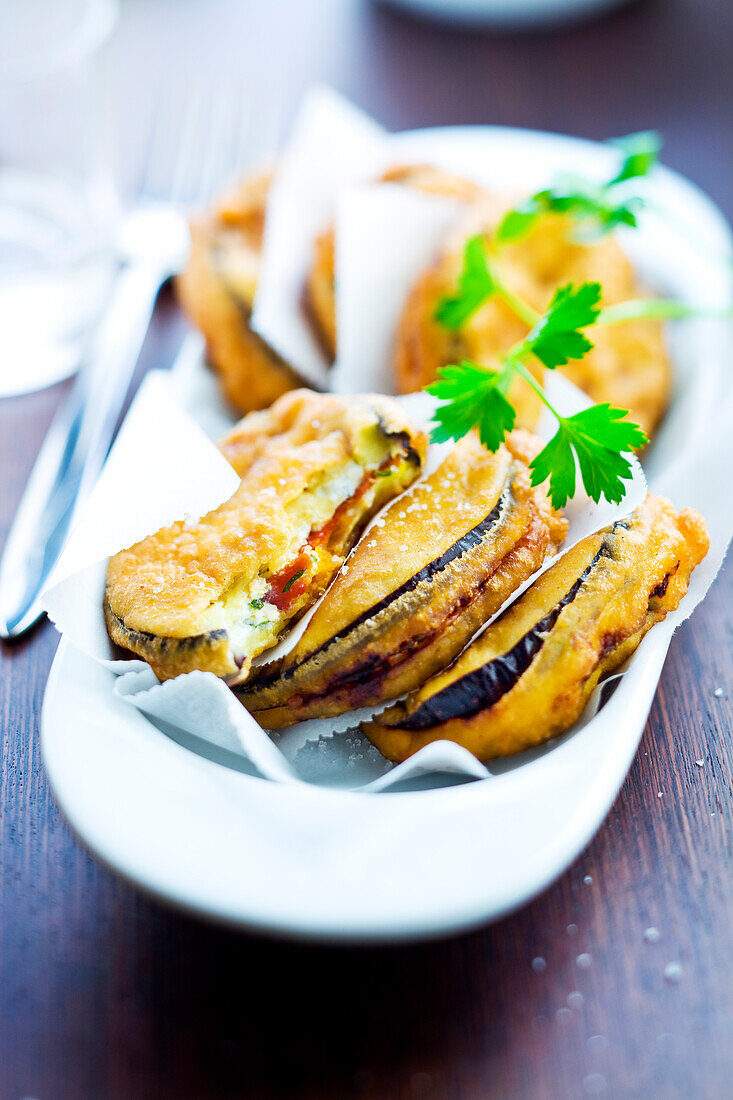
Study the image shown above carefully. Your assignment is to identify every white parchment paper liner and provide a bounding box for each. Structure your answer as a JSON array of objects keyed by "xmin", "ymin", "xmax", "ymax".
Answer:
[{"xmin": 331, "ymin": 184, "xmax": 462, "ymax": 394}]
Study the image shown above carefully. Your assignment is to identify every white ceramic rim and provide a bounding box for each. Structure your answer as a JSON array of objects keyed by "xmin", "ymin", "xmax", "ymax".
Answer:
[{"xmin": 41, "ymin": 125, "xmax": 732, "ymax": 942}]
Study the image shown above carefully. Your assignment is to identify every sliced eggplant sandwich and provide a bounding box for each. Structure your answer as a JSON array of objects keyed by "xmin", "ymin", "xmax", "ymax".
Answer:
[
  {"xmin": 104, "ymin": 390, "xmax": 426, "ymax": 684},
  {"xmin": 364, "ymin": 494, "xmax": 709, "ymax": 763},
  {"xmin": 239, "ymin": 429, "xmax": 567, "ymax": 727},
  {"xmin": 176, "ymin": 168, "xmax": 301, "ymax": 414}
]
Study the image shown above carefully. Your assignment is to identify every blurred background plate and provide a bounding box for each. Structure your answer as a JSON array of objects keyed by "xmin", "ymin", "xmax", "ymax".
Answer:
[{"xmin": 380, "ymin": 0, "xmax": 634, "ymax": 31}]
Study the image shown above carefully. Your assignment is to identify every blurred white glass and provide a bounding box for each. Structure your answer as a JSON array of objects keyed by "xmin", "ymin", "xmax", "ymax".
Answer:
[{"xmin": 0, "ymin": 0, "xmax": 119, "ymax": 396}]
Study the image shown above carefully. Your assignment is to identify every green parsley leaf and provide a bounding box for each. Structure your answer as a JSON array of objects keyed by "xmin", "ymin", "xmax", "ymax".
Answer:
[
  {"xmin": 282, "ymin": 568, "xmax": 306, "ymax": 593},
  {"xmin": 497, "ymin": 184, "xmax": 641, "ymax": 243},
  {"xmin": 528, "ymin": 423, "xmax": 579, "ymax": 509},
  {"xmin": 608, "ymin": 130, "xmax": 661, "ymax": 186},
  {"xmin": 526, "ymin": 282, "xmax": 601, "ymax": 369},
  {"xmin": 495, "ymin": 131, "xmax": 661, "ymax": 244},
  {"xmin": 434, "ymin": 235, "xmax": 495, "ymax": 330},
  {"xmin": 530, "ymin": 404, "xmax": 648, "ymax": 509},
  {"xmin": 249, "ymin": 597, "xmax": 264, "ymax": 610},
  {"xmin": 495, "ymin": 200, "xmax": 542, "ymax": 243},
  {"xmin": 374, "ymin": 469, "xmax": 393, "ymax": 477},
  {"xmin": 427, "ymin": 360, "xmax": 516, "ymax": 452}
]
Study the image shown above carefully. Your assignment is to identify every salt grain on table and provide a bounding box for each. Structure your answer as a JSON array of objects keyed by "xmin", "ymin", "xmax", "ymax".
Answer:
[{"xmin": 664, "ymin": 962, "xmax": 683, "ymax": 983}]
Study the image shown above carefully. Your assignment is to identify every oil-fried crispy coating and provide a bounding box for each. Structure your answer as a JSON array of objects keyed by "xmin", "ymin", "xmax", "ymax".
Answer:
[
  {"xmin": 239, "ymin": 429, "xmax": 567, "ymax": 727},
  {"xmin": 394, "ymin": 199, "xmax": 672, "ymax": 439},
  {"xmin": 176, "ymin": 169, "xmax": 301, "ymax": 413},
  {"xmin": 105, "ymin": 391, "xmax": 426, "ymax": 684},
  {"xmin": 306, "ymin": 165, "xmax": 485, "ymax": 361},
  {"xmin": 365, "ymin": 495, "xmax": 708, "ymax": 762}
]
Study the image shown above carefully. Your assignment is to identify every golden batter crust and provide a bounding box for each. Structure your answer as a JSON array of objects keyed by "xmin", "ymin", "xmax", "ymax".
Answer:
[{"xmin": 178, "ymin": 163, "xmax": 485, "ymax": 413}]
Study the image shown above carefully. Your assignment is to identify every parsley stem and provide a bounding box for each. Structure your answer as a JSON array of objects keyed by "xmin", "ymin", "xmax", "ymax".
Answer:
[
  {"xmin": 494, "ymin": 275, "xmax": 541, "ymax": 328},
  {"xmin": 597, "ymin": 299, "xmax": 733, "ymax": 326},
  {"xmin": 513, "ymin": 359, "xmax": 563, "ymax": 421}
]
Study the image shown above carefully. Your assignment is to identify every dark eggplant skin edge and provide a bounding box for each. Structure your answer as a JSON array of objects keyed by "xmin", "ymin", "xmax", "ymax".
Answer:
[
  {"xmin": 228, "ymin": 293, "xmax": 308, "ymax": 391},
  {"xmin": 240, "ymin": 480, "xmax": 514, "ymax": 704},
  {"xmin": 394, "ymin": 546, "xmax": 607, "ymax": 731},
  {"xmin": 383, "ymin": 520, "xmax": 631, "ymax": 733},
  {"xmin": 371, "ymin": 405, "xmax": 425, "ymax": 471},
  {"xmin": 103, "ymin": 596, "xmax": 242, "ymax": 682}
]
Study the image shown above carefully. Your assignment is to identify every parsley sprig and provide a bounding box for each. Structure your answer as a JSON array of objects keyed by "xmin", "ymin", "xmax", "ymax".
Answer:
[
  {"xmin": 496, "ymin": 131, "xmax": 662, "ymax": 243},
  {"xmin": 428, "ymin": 278, "xmax": 647, "ymax": 509},
  {"xmin": 427, "ymin": 156, "xmax": 733, "ymax": 509},
  {"xmin": 526, "ymin": 401, "xmax": 647, "ymax": 509}
]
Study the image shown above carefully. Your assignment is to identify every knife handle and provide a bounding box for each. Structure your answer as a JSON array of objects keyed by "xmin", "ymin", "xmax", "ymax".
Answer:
[{"xmin": 0, "ymin": 261, "xmax": 165, "ymax": 639}]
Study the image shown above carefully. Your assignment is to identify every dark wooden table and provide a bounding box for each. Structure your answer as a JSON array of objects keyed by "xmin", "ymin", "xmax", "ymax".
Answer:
[{"xmin": 2, "ymin": 1, "xmax": 732, "ymax": 1097}]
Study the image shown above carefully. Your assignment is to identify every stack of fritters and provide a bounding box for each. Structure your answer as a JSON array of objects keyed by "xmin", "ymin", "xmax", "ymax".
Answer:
[
  {"xmin": 105, "ymin": 391, "xmax": 708, "ymax": 761},
  {"xmin": 365, "ymin": 495, "xmax": 708, "ymax": 762},
  {"xmin": 240, "ymin": 430, "xmax": 567, "ymax": 725},
  {"xmin": 177, "ymin": 164, "xmax": 483, "ymax": 414}
]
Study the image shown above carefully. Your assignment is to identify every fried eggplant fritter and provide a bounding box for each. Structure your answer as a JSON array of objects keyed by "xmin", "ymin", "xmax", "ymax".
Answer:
[
  {"xmin": 394, "ymin": 202, "xmax": 672, "ymax": 439},
  {"xmin": 364, "ymin": 495, "xmax": 708, "ymax": 763},
  {"xmin": 104, "ymin": 391, "xmax": 426, "ymax": 684},
  {"xmin": 176, "ymin": 169, "xmax": 301, "ymax": 414},
  {"xmin": 239, "ymin": 429, "xmax": 567, "ymax": 727}
]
